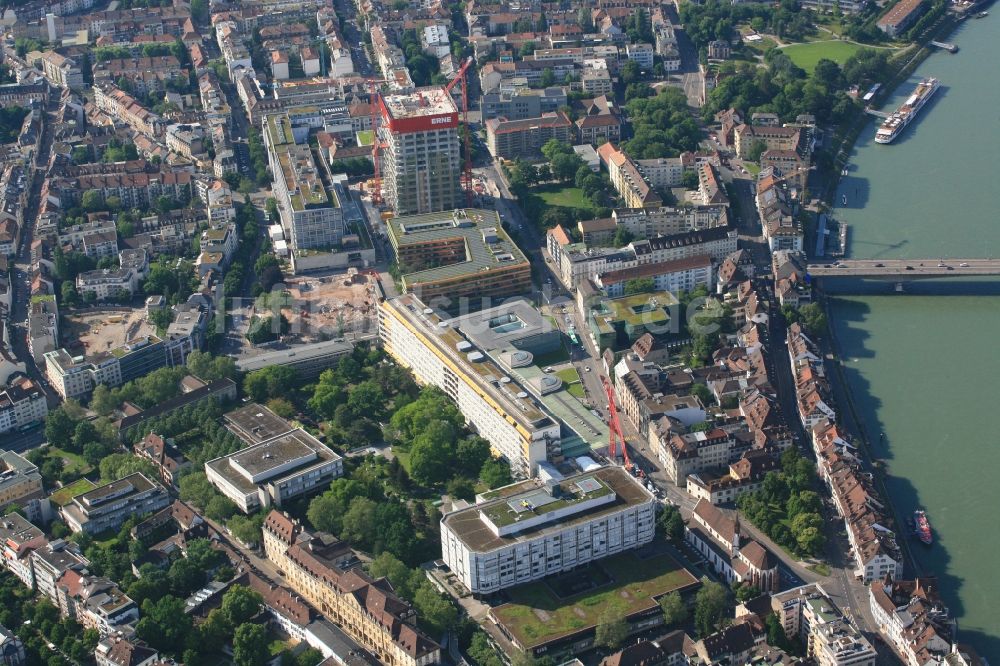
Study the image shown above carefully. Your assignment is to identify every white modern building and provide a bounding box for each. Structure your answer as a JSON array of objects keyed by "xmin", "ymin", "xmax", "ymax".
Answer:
[
  {"xmin": 379, "ymin": 294, "xmax": 561, "ymax": 477},
  {"xmin": 205, "ymin": 428, "xmax": 343, "ymax": 513},
  {"xmin": 60, "ymin": 473, "xmax": 170, "ymax": 534},
  {"xmin": 440, "ymin": 466, "xmax": 656, "ymax": 595},
  {"xmin": 0, "ymin": 375, "xmax": 48, "ymax": 435}
]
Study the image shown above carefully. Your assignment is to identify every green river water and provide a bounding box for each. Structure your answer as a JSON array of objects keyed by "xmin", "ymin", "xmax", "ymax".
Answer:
[{"xmin": 829, "ymin": 11, "xmax": 1000, "ymax": 657}]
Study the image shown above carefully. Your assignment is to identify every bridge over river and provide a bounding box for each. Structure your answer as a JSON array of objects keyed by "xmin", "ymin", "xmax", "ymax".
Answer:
[{"xmin": 807, "ymin": 258, "xmax": 1000, "ymax": 279}]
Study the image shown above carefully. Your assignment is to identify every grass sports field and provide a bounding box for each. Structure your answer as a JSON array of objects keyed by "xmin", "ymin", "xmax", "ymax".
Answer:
[{"xmin": 782, "ymin": 40, "xmax": 865, "ymax": 71}]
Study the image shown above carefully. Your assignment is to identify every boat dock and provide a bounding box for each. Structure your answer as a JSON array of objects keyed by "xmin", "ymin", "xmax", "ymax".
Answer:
[
  {"xmin": 865, "ymin": 108, "xmax": 890, "ymax": 119},
  {"xmin": 930, "ymin": 41, "xmax": 958, "ymax": 52}
]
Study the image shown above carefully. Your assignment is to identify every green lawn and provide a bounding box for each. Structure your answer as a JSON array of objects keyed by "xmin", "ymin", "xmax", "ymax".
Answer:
[
  {"xmin": 492, "ymin": 551, "xmax": 699, "ymax": 649},
  {"xmin": 566, "ymin": 383, "xmax": 586, "ymax": 399},
  {"xmin": 536, "ymin": 185, "xmax": 594, "ymax": 212},
  {"xmin": 49, "ymin": 447, "xmax": 93, "ymax": 477},
  {"xmin": 782, "ymin": 40, "xmax": 865, "ymax": 72},
  {"xmin": 49, "ymin": 478, "xmax": 97, "ymax": 507},
  {"xmin": 555, "ymin": 368, "xmax": 580, "ymax": 385},
  {"xmin": 745, "ymin": 162, "xmax": 761, "ymax": 177}
]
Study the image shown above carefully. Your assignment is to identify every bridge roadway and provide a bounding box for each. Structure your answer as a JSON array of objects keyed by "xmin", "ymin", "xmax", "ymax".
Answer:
[{"xmin": 806, "ymin": 258, "xmax": 1000, "ymax": 278}]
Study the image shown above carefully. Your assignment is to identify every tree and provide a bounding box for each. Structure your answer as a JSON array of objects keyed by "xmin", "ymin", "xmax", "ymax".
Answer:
[
  {"xmin": 446, "ymin": 476, "xmax": 475, "ymax": 501},
  {"xmin": 690, "ymin": 383, "xmax": 714, "ymax": 406},
  {"xmin": 222, "ymin": 585, "xmax": 263, "ymax": 626},
  {"xmin": 228, "ymin": 513, "xmax": 265, "ymax": 546},
  {"xmin": 456, "ymin": 437, "xmax": 490, "ymax": 477},
  {"xmin": 660, "ymin": 591, "xmax": 688, "ymax": 626},
  {"xmin": 681, "ymin": 170, "xmax": 700, "ymax": 190},
  {"xmin": 185, "ymin": 351, "xmax": 238, "ymax": 382},
  {"xmin": 799, "ymin": 302, "xmax": 828, "ymax": 337},
  {"xmin": 409, "ymin": 430, "xmax": 453, "ymax": 486},
  {"xmin": 657, "ymin": 504, "xmax": 684, "ymax": 542},
  {"xmin": 45, "ymin": 407, "xmax": 77, "ymax": 449},
  {"xmin": 81, "ymin": 190, "xmax": 104, "ymax": 212},
  {"xmin": 621, "ymin": 59, "xmax": 641, "ymax": 85},
  {"xmin": 540, "ymin": 67, "xmax": 555, "ymax": 87},
  {"xmin": 295, "ymin": 648, "xmax": 324, "ymax": 666},
  {"xmin": 232, "ymin": 623, "xmax": 269, "ymax": 666},
  {"xmin": 624, "ymin": 277, "xmax": 655, "ymax": 295},
  {"xmin": 60, "ymin": 281, "xmax": 78, "ymax": 306},
  {"xmin": 243, "ymin": 365, "xmax": 299, "ymax": 402},
  {"xmin": 745, "ymin": 139, "xmax": 768, "ymax": 163},
  {"xmin": 99, "ymin": 453, "xmax": 157, "ymax": 482},
  {"xmin": 307, "ymin": 479, "xmax": 368, "ymax": 534},
  {"xmin": 594, "ymin": 609, "xmax": 629, "ymax": 649},
  {"xmin": 136, "ymin": 596, "xmax": 192, "ymax": 654},
  {"xmin": 480, "ymin": 458, "xmax": 512, "ymax": 489},
  {"xmin": 340, "ymin": 497, "xmax": 378, "ymax": 547},
  {"xmin": 368, "ymin": 552, "xmax": 413, "ymax": 596},
  {"xmin": 694, "ymin": 579, "xmax": 729, "ymax": 637},
  {"xmin": 550, "ymin": 153, "xmax": 584, "ymax": 182},
  {"xmin": 734, "ymin": 583, "xmax": 761, "ymax": 602},
  {"xmin": 168, "ymin": 557, "xmax": 206, "ymax": 596}
]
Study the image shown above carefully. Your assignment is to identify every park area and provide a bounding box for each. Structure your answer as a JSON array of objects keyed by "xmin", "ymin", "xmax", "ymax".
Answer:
[
  {"xmin": 490, "ymin": 550, "xmax": 699, "ymax": 649},
  {"xmin": 536, "ymin": 185, "xmax": 594, "ymax": 212},
  {"xmin": 781, "ymin": 40, "xmax": 865, "ymax": 72}
]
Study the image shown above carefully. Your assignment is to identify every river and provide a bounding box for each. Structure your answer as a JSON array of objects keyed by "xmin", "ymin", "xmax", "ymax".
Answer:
[{"xmin": 829, "ymin": 11, "xmax": 1000, "ymax": 659}]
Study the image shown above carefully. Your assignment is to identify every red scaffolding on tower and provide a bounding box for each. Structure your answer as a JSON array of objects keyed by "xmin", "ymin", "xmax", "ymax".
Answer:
[{"xmin": 366, "ymin": 57, "xmax": 476, "ymax": 208}]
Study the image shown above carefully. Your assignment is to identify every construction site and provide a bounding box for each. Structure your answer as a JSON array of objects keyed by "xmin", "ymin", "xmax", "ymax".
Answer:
[
  {"xmin": 254, "ymin": 268, "xmax": 379, "ymax": 343},
  {"xmin": 64, "ymin": 309, "xmax": 156, "ymax": 356}
]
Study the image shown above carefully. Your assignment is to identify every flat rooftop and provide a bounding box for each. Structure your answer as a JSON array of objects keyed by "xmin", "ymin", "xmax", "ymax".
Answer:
[
  {"xmin": 206, "ymin": 429, "xmax": 342, "ymax": 494},
  {"xmin": 229, "ymin": 431, "xmax": 318, "ymax": 479},
  {"xmin": 74, "ymin": 472, "xmax": 157, "ymax": 509},
  {"xmin": 224, "ymin": 403, "xmax": 294, "ymax": 444},
  {"xmin": 443, "ymin": 466, "xmax": 652, "ymax": 553},
  {"xmin": 381, "ymin": 86, "xmax": 457, "ymax": 119},
  {"xmin": 387, "ymin": 209, "xmax": 529, "ymax": 286},
  {"xmin": 386, "ymin": 294, "xmax": 553, "ymax": 429}
]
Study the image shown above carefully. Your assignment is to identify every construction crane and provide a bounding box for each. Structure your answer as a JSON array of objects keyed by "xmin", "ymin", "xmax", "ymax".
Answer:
[
  {"xmin": 367, "ymin": 78, "xmax": 387, "ymax": 207},
  {"xmin": 444, "ymin": 56, "xmax": 475, "ymax": 207},
  {"xmin": 367, "ymin": 57, "xmax": 476, "ymax": 208},
  {"xmin": 601, "ymin": 375, "xmax": 642, "ymax": 477}
]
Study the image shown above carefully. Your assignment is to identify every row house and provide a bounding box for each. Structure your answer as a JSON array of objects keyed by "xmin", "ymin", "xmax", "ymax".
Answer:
[
  {"xmin": 46, "ymin": 169, "xmax": 191, "ymax": 210},
  {"xmin": 812, "ymin": 420, "xmax": 903, "ymax": 583},
  {"xmin": 757, "ymin": 173, "xmax": 803, "ymax": 253},
  {"xmin": 261, "ymin": 512, "xmax": 440, "ymax": 666},
  {"xmin": 94, "ymin": 84, "xmax": 167, "ymax": 139},
  {"xmin": 870, "ymin": 577, "xmax": 959, "ymax": 666},
  {"xmin": 92, "ymin": 56, "xmax": 186, "ymax": 96},
  {"xmin": 787, "ymin": 322, "xmax": 836, "ymax": 430},
  {"xmin": 597, "ymin": 142, "xmax": 662, "ymax": 209}
]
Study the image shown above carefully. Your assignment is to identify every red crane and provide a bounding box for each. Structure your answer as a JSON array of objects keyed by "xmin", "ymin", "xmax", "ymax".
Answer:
[
  {"xmin": 444, "ymin": 56, "xmax": 475, "ymax": 207},
  {"xmin": 601, "ymin": 375, "xmax": 636, "ymax": 474},
  {"xmin": 367, "ymin": 79, "xmax": 387, "ymax": 207}
]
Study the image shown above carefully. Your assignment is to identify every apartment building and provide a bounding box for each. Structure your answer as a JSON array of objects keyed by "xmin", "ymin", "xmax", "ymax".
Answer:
[
  {"xmin": 378, "ymin": 87, "xmax": 462, "ymax": 215},
  {"xmin": 773, "ymin": 584, "xmax": 877, "ymax": 666},
  {"xmin": 262, "ymin": 512, "xmax": 440, "ymax": 666},
  {"xmin": 94, "ymin": 84, "xmax": 166, "ymax": 138},
  {"xmin": 612, "ymin": 205, "xmax": 730, "ymax": 240},
  {"xmin": 133, "ymin": 433, "xmax": 190, "ymax": 488},
  {"xmin": 485, "ymin": 111, "xmax": 573, "ymax": 160},
  {"xmin": 697, "ymin": 163, "xmax": 730, "ymax": 206},
  {"xmin": 30, "ymin": 540, "xmax": 89, "ymax": 607},
  {"xmin": 379, "ymin": 294, "xmax": 561, "ymax": 477},
  {"xmin": 205, "ymin": 428, "xmax": 343, "ymax": 513},
  {"xmin": 595, "ymin": 253, "xmax": 713, "ymax": 298},
  {"xmin": 92, "ymin": 56, "xmax": 185, "ymax": 96},
  {"xmin": 39, "ymin": 51, "xmax": 83, "ymax": 89},
  {"xmin": 870, "ymin": 577, "xmax": 956, "ymax": 666},
  {"xmin": 787, "ymin": 323, "xmax": 836, "ymax": 430},
  {"xmin": 55, "ymin": 571, "xmax": 139, "ymax": 636},
  {"xmin": 481, "ymin": 87, "xmax": 567, "ymax": 122},
  {"xmin": 45, "ymin": 170, "xmax": 191, "ymax": 211},
  {"xmin": 60, "ymin": 473, "xmax": 170, "ymax": 534},
  {"xmin": 0, "ymin": 512, "xmax": 47, "ymax": 588},
  {"xmin": 651, "ymin": 424, "xmax": 753, "ymax": 485},
  {"xmin": 0, "ymin": 375, "xmax": 48, "ymax": 434},
  {"xmin": 263, "ymin": 110, "xmax": 345, "ymax": 252},
  {"xmin": 27, "ymin": 297, "xmax": 58, "ymax": 362},
  {"xmin": 597, "ymin": 143, "xmax": 662, "ymax": 209},
  {"xmin": 877, "ymin": 0, "xmax": 925, "ymax": 36},
  {"xmin": 548, "ymin": 225, "xmax": 738, "ymax": 290},
  {"xmin": 386, "ymin": 208, "xmax": 531, "ymax": 303},
  {"xmin": 441, "ymin": 466, "xmax": 655, "ymax": 595},
  {"xmin": 685, "ymin": 449, "xmax": 780, "ymax": 504},
  {"xmin": 733, "ymin": 124, "xmax": 802, "ymax": 160}
]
